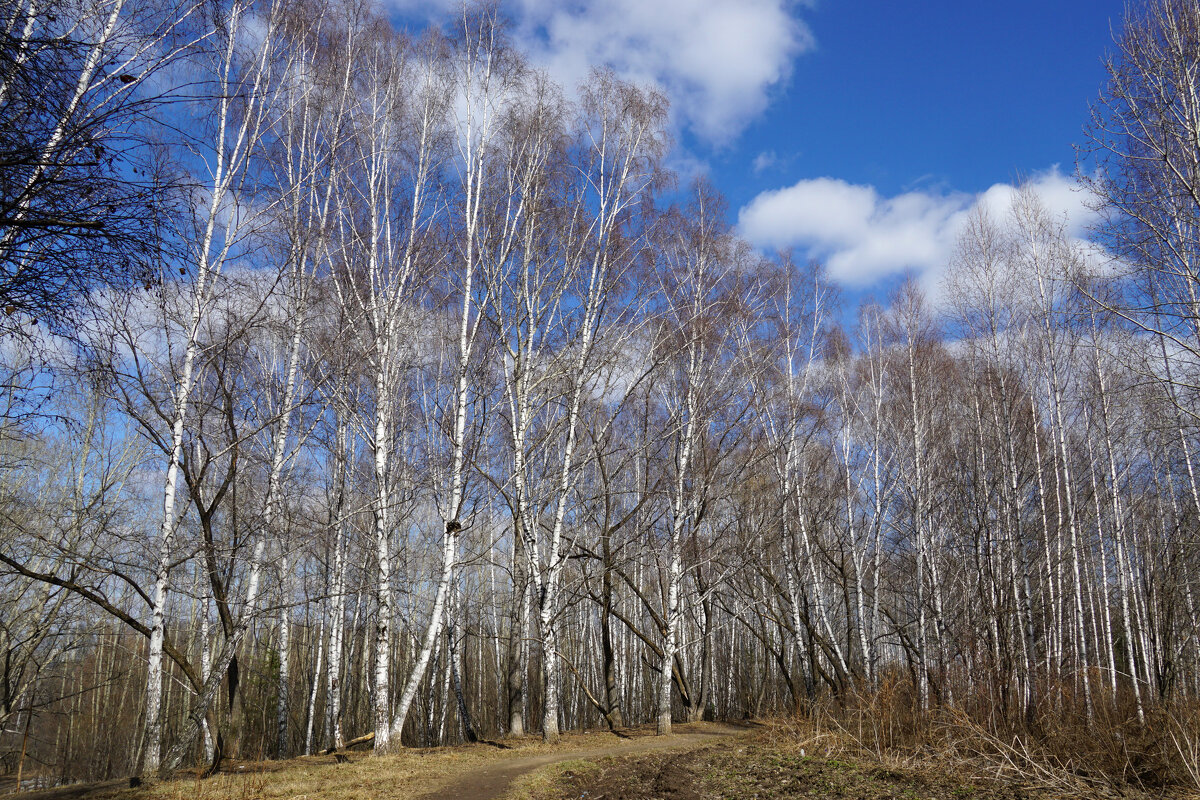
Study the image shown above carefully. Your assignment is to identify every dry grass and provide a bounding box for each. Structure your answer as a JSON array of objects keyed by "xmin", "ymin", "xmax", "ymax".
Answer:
[
  {"xmin": 86, "ymin": 729, "xmax": 641, "ymax": 800},
  {"xmin": 517, "ymin": 724, "xmax": 1046, "ymax": 800},
  {"xmin": 35, "ymin": 701, "xmax": 1198, "ymax": 800}
]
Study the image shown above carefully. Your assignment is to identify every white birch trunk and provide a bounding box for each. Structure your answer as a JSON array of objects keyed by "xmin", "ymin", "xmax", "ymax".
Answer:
[
  {"xmin": 304, "ymin": 610, "xmax": 325, "ymax": 756},
  {"xmin": 276, "ymin": 553, "xmax": 291, "ymax": 758},
  {"xmin": 325, "ymin": 418, "xmax": 349, "ymax": 749}
]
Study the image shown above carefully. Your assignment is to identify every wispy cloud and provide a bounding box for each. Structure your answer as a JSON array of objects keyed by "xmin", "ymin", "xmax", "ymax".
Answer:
[
  {"xmin": 737, "ymin": 168, "xmax": 1099, "ymax": 289},
  {"xmin": 752, "ymin": 150, "xmax": 778, "ymax": 174}
]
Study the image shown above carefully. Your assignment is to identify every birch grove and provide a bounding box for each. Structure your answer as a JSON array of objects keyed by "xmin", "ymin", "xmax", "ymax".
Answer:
[{"xmin": 1, "ymin": 0, "xmax": 1200, "ymax": 790}]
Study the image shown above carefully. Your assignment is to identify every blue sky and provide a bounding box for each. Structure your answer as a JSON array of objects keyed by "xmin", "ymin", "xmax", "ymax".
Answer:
[
  {"xmin": 711, "ymin": 0, "xmax": 1129, "ymax": 204},
  {"xmin": 725, "ymin": 0, "xmax": 1129, "ymax": 292},
  {"xmin": 398, "ymin": 0, "xmax": 1129, "ymax": 292}
]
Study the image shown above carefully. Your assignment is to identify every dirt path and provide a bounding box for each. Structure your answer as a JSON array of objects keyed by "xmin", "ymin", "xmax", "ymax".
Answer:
[{"xmin": 419, "ymin": 723, "xmax": 749, "ymax": 800}]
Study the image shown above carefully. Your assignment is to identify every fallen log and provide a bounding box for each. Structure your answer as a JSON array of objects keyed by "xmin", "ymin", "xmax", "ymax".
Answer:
[{"xmin": 320, "ymin": 732, "xmax": 374, "ymax": 755}]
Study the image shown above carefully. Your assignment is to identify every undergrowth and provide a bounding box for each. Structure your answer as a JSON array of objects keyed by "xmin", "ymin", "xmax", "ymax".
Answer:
[{"xmin": 800, "ymin": 673, "xmax": 1200, "ymax": 796}]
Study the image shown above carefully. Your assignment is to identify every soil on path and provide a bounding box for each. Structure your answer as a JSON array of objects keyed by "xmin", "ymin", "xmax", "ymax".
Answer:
[{"xmin": 419, "ymin": 722, "xmax": 750, "ymax": 800}]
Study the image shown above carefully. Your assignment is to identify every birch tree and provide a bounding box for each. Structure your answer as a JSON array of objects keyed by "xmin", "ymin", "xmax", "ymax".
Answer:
[
  {"xmin": 384, "ymin": 9, "xmax": 507, "ymax": 747},
  {"xmin": 651, "ymin": 182, "xmax": 759, "ymax": 734},
  {"xmin": 107, "ymin": 0, "xmax": 289, "ymax": 772}
]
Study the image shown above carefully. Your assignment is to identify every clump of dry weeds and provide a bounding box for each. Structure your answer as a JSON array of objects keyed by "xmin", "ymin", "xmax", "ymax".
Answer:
[{"xmin": 804, "ymin": 673, "xmax": 1200, "ymax": 798}]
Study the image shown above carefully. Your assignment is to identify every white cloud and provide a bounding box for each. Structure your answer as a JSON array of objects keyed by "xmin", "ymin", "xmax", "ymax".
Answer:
[
  {"xmin": 737, "ymin": 168, "xmax": 1100, "ymax": 289},
  {"xmin": 390, "ymin": 0, "xmax": 813, "ymax": 144}
]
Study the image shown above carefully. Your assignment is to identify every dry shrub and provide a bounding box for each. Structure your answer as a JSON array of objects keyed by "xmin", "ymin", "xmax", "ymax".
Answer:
[
  {"xmin": 1165, "ymin": 704, "xmax": 1200, "ymax": 789},
  {"xmin": 801, "ymin": 668, "xmax": 1200, "ymax": 795}
]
